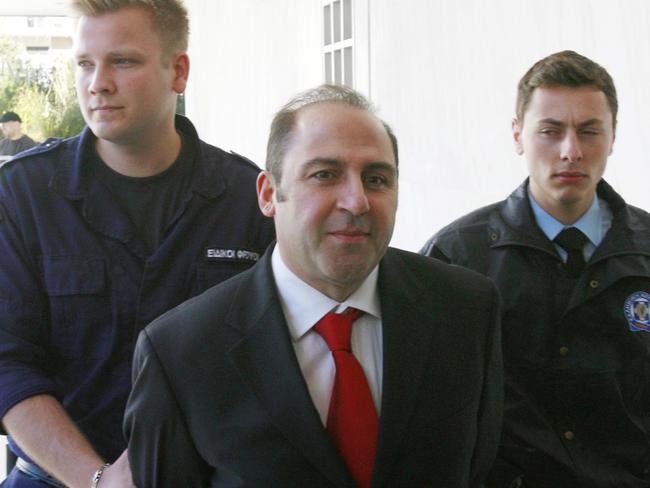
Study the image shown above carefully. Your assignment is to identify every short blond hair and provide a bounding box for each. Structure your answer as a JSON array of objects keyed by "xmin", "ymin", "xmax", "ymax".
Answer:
[{"xmin": 71, "ymin": 0, "xmax": 189, "ymax": 58}]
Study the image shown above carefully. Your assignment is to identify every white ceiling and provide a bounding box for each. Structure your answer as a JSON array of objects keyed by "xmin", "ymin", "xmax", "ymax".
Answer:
[{"xmin": 0, "ymin": 0, "xmax": 71, "ymax": 16}]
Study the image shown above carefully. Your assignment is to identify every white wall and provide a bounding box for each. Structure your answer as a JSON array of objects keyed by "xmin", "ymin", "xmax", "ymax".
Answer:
[
  {"xmin": 369, "ymin": 0, "xmax": 650, "ymax": 250},
  {"xmin": 185, "ymin": 0, "xmax": 650, "ymax": 252},
  {"xmin": 184, "ymin": 0, "xmax": 322, "ymax": 162}
]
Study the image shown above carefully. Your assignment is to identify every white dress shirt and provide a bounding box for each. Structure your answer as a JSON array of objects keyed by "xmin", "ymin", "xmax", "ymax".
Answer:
[{"xmin": 271, "ymin": 247, "xmax": 384, "ymax": 426}]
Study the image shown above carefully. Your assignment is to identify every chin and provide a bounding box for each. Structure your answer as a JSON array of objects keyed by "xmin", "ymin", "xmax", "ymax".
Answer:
[
  {"xmin": 555, "ymin": 192, "xmax": 590, "ymax": 206},
  {"xmin": 326, "ymin": 261, "xmax": 375, "ymax": 284},
  {"xmin": 89, "ymin": 123, "xmax": 114, "ymax": 138},
  {"xmin": 91, "ymin": 126, "xmax": 130, "ymax": 144}
]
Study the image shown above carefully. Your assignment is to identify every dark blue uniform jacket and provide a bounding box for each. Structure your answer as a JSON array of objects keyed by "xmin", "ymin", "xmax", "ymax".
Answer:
[{"xmin": 0, "ymin": 116, "xmax": 275, "ymax": 465}]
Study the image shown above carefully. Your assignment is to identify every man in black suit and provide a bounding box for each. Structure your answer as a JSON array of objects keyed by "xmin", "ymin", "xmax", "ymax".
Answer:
[{"xmin": 124, "ymin": 84, "xmax": 503, "ymax": 487}]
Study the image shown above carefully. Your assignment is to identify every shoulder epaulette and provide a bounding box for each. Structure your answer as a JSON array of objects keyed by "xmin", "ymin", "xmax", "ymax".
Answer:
[
  {"xmin": 229, "ymin": 150, "xmax": 263, "ymax": 171},
  {"xmin": 4, "ymin": 137, "xmax": 64, "ymax": 164}
]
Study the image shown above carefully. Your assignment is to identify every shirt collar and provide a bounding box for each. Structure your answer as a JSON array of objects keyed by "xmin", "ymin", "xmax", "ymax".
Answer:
[
  {"xmin": 50, "ymin": 114, "xmax": 225, "ymax": 201},
  {"xmin": 528, "ymin": 191, "xmax": 604, "ymax": 247},
  {"xmin": 271, "ymin": 246, "xmax": 381, "ymax": 342}
]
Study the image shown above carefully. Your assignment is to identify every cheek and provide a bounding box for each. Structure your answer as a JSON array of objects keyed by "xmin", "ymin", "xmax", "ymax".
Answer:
[
  {"xmin": 594, "ymin": 155, "xmax": 608, "ymax": 175},
  {"xmin": 120, "ymin": 76, "xmax": 142, "ymax": 93},
  {"xmin": 370, "ymin": 197, "xmax": 397, "ymax": 229},
  {"xmin": 276, "ymin": 200, "xmax": 316, "ymax": 238},
  {"xmin": 117, "ymin": 70, "xmax": 153, "ymax": 95},
  {"xmin": 74, "ymin": 80, "xmax": 90, "ymax": 113},
  {"xmin": 589, "ymin": 142, "xmax": 612, "ymax": 161},
  {"xmin": 74, "ymin": 75, "xmax": 86, "ymax": 96},
  {"xmin": 299, "ymin": 203, "xmax": 328, "ymax": 232},
  {"xmin": 294, "ymin": 192, "xmax": 332, "ymax": 222},
  {"xmin": 526, "ymin": 145, "xmax": 555, "ymax": 168},
  {"xmin": 526, "ymin": 158, "xmax": 546, "ymax": 180}
]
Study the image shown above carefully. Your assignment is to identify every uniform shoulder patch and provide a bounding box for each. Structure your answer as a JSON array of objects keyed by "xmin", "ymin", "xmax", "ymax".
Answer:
[{"xmin": 624, "ymin": 291, "xmax": 650, "ymax": 332}]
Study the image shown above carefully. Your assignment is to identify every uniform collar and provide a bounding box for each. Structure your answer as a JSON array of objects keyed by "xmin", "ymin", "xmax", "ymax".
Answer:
[
  {"xmin": 50, "ymin": 115, "xmax": 224, "ymax": 201},
  {"xmin": 271, "ymin": 246, "xmax": 381, "ymax": 342},
  {"xmin": 491, "ymin": 178, "xmax": 649, "ymax": 259},
  {"xmin": 528, "ymin": 193, "xmax": 606, "ymax": 248}
]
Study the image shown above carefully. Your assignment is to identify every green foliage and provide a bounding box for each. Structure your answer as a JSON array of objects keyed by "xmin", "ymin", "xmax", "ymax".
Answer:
[{"xmin": 0, "ymin": 37, "xmax": 85, "ymax": 142}]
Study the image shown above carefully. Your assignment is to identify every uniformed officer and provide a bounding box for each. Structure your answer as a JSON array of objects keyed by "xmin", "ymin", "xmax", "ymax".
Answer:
[
  {"xmin": 0, "ymin": 1, "xmax": 274, "ymax": 487},
  {"xmin": 422, "ymin": 50, "xmax": 650, "ymax": 487}
]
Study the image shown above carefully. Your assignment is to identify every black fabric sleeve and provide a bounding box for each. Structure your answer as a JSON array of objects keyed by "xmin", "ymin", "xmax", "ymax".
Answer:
[
  {"xmin": 469, "ymin": 282, "xmax": 505, "ymax": 488},
  {"xmin": 124, "ymin": 331, "xmax": 210, "ymax": 488}
]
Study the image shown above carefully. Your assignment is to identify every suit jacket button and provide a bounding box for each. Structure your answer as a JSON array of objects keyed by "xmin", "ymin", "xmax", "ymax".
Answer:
[
  {"xmin": 563, "ymin": 431, "xmax": 575, "ymax": 441},
  {"xmin": 559, "ymin": 346, "xmax": 569, "ymax": 357},
  {"xmin": 589, "ymin": 280, "xmax": 599, "ymax": 289}
]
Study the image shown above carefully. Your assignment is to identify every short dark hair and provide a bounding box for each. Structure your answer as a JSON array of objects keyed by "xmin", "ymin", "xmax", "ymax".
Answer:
[
  {"xmin": 516, "ymin": 50, "xmax": 617, "ymax": 128},
  {"xmin": 266, "ymin": 84, "xmax": 399, "ymax": 186},
  {"xmin": 71, "ymin": 0, "xmax": 189, "ymax": 58},
  {"xmin": 0, "ymin": 112, "xmax": 21, "ymax": 123}
]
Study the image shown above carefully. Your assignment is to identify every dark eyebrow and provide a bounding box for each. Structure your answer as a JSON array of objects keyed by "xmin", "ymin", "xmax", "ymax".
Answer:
[
  {"xmin": 106, "ymin": 49, "xmax": 143, "ymax": 58},
  {"xmin": 577, "ymin": 118, "xmax": 605, "ymax": 128},
  {"xmin": 74, "ymin": 49, "xmax": 144, "ymax": 61},
  {"xmin": 363, "ymin": 161, "xmax": 398, "ymax": 177},
  {"xmin": 537, "ymin": 118, "xmax": 564, "ymax": 127},
  {"xmin": 302, "ymin": 158, "xmax": 397, "ymax": 176},
  {"xmin": 302, "ymin": 158, "xmax": 343, "ymax": 171},
  {"xmin": 537, "ymin": 118, "xmax": 605, "ymax": 128}
]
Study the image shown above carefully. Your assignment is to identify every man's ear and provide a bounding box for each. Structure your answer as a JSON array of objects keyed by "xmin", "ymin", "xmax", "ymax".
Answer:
[
  {"xmin": 257, "ymin": 171, "xmax": 276, "ymax": 217},
  {"xmin": 171, "ymin": 52, "xmax": 190, "ymax": 94},
  {"xmin": 512, "ymin": 118, "xmax": 524, "ymax": 156}
]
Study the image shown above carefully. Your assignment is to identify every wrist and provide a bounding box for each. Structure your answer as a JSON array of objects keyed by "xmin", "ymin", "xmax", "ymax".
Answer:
[{"xmin": 90, "ymin": 462, "xmax": 111, "ymax": 488}]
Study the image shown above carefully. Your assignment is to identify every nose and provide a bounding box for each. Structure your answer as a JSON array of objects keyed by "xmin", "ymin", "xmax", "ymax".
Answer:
[
  {"xmin": 338, "ymin": 177, "xmax": 370, "ymax": 215},
  {"xmin": 560, "ymin": 131, "xmax": 583, "ymax": 163},
  {"xmin": 88, "ymin": 64, "xmax": 115, "ymax": 95}
]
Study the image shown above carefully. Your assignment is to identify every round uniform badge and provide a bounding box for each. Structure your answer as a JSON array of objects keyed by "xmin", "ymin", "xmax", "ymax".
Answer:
[{"xmin": 624, "ymin": 291, "xmax": 650, "ymax": 332}]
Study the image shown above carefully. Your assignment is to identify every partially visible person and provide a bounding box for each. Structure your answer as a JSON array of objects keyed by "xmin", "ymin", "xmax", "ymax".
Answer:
[
  {"xmin": 0, "ymin": 1, "xmax": 274, "ymax": 487},
  {"xmin": 0, "ymin": 112, "xmax": 37, "ymax": 156},
  {"xmin": 125, "ymin": 84, "xmax": 503, "ymax": 488},
  {"xmin": 422, "ymin": 50, "xmax": 650, "ymax": 487}
]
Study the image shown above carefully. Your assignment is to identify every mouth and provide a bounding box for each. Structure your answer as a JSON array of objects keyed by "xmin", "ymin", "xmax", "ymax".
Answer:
[
  {"xmin": 91, "ymin": 105, "xmax": 123, "ymax": 113},
  {"xmin": 328, "ymin": 228, "xmax": 371, "ymax": 244},
  {"xmin": 553, "ymin": 171, "xmax": 587, "ymax": 184}
]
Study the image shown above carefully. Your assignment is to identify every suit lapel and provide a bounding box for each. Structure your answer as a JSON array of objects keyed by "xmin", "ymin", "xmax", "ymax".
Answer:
[
  {"xmin": 372, "ymin": 249, "xmax": 439, "ymax": 486},
  {"xmin": 227, "ymin": 250, "xmax": 354, "ymax": 486}
]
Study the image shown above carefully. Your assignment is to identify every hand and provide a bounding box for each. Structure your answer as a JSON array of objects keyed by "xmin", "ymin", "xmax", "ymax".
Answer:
[{"xmin": 96, "ymin": 450, "xmax": 135, "ymax": 488}]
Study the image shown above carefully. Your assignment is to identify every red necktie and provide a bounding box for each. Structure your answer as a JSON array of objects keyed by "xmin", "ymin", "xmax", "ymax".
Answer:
[{"xmin": 314, "ymin": 308, "xmax": 378, "ymax": 488}]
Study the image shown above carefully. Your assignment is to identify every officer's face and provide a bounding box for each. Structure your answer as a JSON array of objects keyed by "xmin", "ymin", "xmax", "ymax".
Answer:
[
  {"xmin": 513, "ymin": 85, "xmax": 615, "ymax": 223},
  {"xmin": 257, "ymin": 103, "xmax": 398, "ymax": 302},
  {"xmin": 73, "ymin": 6, "xmax": 188, "ymax": 146}
]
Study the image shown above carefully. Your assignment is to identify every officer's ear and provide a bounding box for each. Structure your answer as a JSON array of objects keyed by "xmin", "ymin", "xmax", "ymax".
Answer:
[
  {"xmin": 171, "ymin": 52, "xmax": 189, "ymax": 94},
  {"xmin": 257, "ymin": 171, "xmax": 276, "ymax": 217},
  {"xmin": 512, "ymin": 118, "xmax": 525, "ymax": 156}
]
